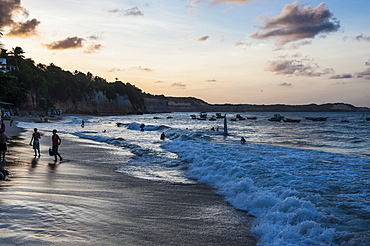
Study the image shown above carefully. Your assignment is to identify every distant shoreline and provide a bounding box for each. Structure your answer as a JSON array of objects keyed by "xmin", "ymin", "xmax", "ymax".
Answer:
[{"xmin": 145, "ymin": 97, "xmax": 370, "ymax": 114}]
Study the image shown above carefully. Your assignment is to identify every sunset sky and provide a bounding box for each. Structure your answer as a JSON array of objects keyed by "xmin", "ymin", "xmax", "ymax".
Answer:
[{"xmin": 1, "ymin": 0, "xmax": 370, "ymax": 107}]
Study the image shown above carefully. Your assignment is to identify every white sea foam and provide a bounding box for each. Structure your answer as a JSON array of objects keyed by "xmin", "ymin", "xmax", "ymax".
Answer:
[
  {"xmin": 162, "ymin": 136, "xmax": 370, "ymax": 245},
  {"xmin": 16, "ymin": 112, "xmax": 370, "ymax": 245}
]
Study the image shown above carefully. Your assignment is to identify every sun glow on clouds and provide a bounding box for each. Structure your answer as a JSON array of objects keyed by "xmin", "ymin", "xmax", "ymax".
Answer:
[{"xmin": 1, "ymin": 0, "xmax": 370, "ymax": 107}]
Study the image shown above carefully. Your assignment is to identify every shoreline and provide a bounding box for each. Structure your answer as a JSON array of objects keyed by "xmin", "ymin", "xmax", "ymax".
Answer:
[{"xmin": 0, "ymin": 116, "xmax": 257, "ymax": 245}]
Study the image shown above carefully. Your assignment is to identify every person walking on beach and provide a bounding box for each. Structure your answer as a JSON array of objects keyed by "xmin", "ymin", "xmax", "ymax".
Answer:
[
  {"xmin": 0, "ymin": 129, "xmax": 9, "ymax": 162},
  {"xmin": 51, "ymin": 129, "xmax": 63, "ymax": 162},
  {"xmin": 0, "ymin": 120, "xmax": 5, "ymax": 133},
  {"xmin": 30, "ymin": 128, "xmax": 41, "ymax": 157}
]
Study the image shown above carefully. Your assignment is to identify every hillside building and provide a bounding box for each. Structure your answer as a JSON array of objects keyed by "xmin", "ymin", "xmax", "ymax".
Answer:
[{"xmin": 0, "ymin": 58, "xmax": 15, "ymax": 73}]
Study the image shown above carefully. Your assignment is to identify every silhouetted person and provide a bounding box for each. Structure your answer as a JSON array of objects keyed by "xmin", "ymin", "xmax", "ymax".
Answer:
[
  {"xmin": 240, "ymin": 137, "xmax": 246, "ymax": 144},
  {"xmin": 52, "ymin": 129, "xmax": 63, "ymax": 162},
  {"xmin": 140, "ymin": 124, "xmax": 145, "ymax": 131},
  {"xmin": 0, "ymin": 129, "xmax": 9, "ymax": 162},
  {"xmin": 30, "ymin": 128, "xmax": 41, "ymax": 157}
]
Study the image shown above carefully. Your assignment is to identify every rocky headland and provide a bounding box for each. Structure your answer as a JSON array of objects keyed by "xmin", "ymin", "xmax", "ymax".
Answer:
[{"xmin": 45, "ymin": 93, "xmax": 370, "ymax": 114}]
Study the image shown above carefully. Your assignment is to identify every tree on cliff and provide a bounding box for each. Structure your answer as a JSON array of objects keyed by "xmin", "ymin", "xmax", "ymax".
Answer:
[
  {"xmin": 8, "ymin": 46, "xmax": 25, "ymax": 68},
  {"xmin": 0, "ymin": 46, "xmax": 147, "ymax": 113}
]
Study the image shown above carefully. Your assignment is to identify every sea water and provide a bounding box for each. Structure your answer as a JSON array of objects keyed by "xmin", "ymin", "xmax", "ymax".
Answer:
[{"xmin": 17, "ymin": 112, "xmax": 370, "ymax": 245}]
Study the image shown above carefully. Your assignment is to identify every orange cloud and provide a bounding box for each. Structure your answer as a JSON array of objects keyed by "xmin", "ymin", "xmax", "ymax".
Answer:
[
  {"xmin": 43, "ymin": 36, "xmax": 85, "ymax": 50},
  {"xmin": 6, "ymin": 18, "xmax": 40, "ymax": 37},
  {"xmin": 197, "ymin": 35, "xmax": 209, "ymax": 42},
  {"xmin": 250, "ymin": 2, "xmax": 340, "ymax": 48},
  {"xmin": 0, "ymin": 0, "xmax": 41, "ymax": 38}
]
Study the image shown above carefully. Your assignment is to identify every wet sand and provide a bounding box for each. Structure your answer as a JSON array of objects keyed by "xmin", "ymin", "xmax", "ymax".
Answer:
[{"xmin": 0, "ymin": 117, "xmax": 257, "ymax": 245}]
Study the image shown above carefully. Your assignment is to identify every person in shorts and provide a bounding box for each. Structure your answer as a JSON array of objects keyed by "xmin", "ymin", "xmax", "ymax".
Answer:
[
  {"xmin": 52, "ymin": 129, "xmax": 63, "ymax": 162},
  {"xmin": 30, "ymin": 128, "xmax": 41, "ymax": 157}
]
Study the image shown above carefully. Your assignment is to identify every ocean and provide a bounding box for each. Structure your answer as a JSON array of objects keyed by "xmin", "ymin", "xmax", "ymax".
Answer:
[{"xmin": 17, "ymin": 112, "xmax": 370, "ymax": 245}]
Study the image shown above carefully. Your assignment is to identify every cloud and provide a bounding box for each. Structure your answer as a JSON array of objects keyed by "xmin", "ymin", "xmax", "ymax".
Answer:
[
  {"xmin": 189, "ymin": 0, "xmax": 202, "ymax": 7},
  {"xmin": 108, "ymin": 66, "xmax": 153, "ymax": 72},
  {"xmin": 172, "ymin": 82, "xmax": 187, "ymax": 88},
  {"xmin": 197, "ymin": 35, "xmax": 209, "ymax": 42},
  {"xmin": 287, "ymin": 40, "xmax": 312, "ymax": 50},
  {"xmin": 328, "ymin": 74, "xmax": 353, "ymax": 79},
  {"xmin": 125, "ymin": 7, "xmax": 144, "ymax": 16},
  {"xmin": 6, "ymin": 18, "xmax": 40, "ymax": 37},
  {"xmin": 129, "ymin": 66, "xmax": 153, "ymax": 72},
  {"xmin": 267, "ymin": 54, "xmax": 335, "ymax": 77},
  {"xmin": 279, "ymin": 82, "xmax": 293, "ymax": 87},
  {"xmin": 250, "ymin": 1, "xmax": 340, "ymax": 48},
  {"xmin": 355, "ymin": 34, "xmax": 370, "ymax": 43},
  {"xmin": 0, "ymin": 0, "xmax": 41, "ymax": 37},
  {"xmin": 43, "ymin": 36, "xmax": 85, "ymax": 50},
  {"xmin": 190, "ymin": 0, "xmax": 256, "ymax": 6},
  {"xmin": 87, "ymin": 34, "xmax": 103, "ymax": 41},
  {"xmin": 108, "ymin": 67, "xmax": 122, "ymax": 73},
  {"xmin": 357, "ymin": 68, "xmax": 370, "ymax": 79},
  {"xmin": 235, "ymin": 39, "xmax": 252, "ymax": 48},
  {"xmin": 84, "ymin": 44, "xmax": 103, "ymax": 54},
  {"xmin": 106, "ymin": 6, "xmax": 144, "ymax": 16},
  {"xmin": 0, "ymin": 0, "xmax": 28, "ymax": 26}
]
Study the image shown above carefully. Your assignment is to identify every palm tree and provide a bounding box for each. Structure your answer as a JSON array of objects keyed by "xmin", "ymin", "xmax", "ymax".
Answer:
[
  {"xmin": 8, "ymin": 46, "xmax": 25, "ymax": 68},
  {"xmin": 0, "ymin": 48, "xmax": 8, "ymax": 58}
]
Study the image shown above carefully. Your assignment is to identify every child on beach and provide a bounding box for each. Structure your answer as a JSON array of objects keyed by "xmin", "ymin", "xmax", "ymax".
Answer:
[
  {"xmin": 51, "ymin": 129, "xmax": 63, "ymax": 162},
  {"xmin": 0, "ymin": 129, "xmax": 9, "ymax": 162},
  {"xmin": 30, "ymin": 128, "xmax": 41, "ymax": 157}
]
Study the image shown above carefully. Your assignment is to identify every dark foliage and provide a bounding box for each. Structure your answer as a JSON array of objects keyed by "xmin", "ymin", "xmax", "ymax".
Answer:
[{"xmin": 0, "ymin": 47, "xmax": 146, "ymax": 111}]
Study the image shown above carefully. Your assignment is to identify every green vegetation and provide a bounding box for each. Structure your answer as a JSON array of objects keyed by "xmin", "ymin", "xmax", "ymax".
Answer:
[{"xmin": 0, "ymin": 46, "xmax": 146, "ymax": 112}]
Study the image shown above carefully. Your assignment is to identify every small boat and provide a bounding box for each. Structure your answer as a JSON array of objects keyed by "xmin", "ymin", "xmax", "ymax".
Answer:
[
  {"xmin": 236, "ymin": 114, "xmax": 246, "ymax": 120},
  {"xmin": 366, "ymin": 117, "xmax": 370, "ymax": 121},
  {"xmin": 166, "ymin": 116, "xmax": 173, "ymax": 119},
  {"xmin": 190, "ymin": 114, "xmax": 197, "ymax": 119},
  {"xmin": 153, "ymin": 117, "xmax": 161, "ymax": 119},
  {"xmin": 116, "ymin": 122, "xmax": 124, "ymax": 127},
  {"xmin": 305, "ymin": 117, "xmax": 328, "ymax": 121},
  {"xmin": 268, "ymin": 114, "xmax": 284, "ymax": 122},
  {"xmin": 199, "ymin": 113, "xmax": 207, "ymax": 119},
  {"xmin": 216, "ymin": 113, "xmax": 226, "ymax": 118},
  {"xmin": 209, "ymin": 115, "xmax": 217, "ymax": 121},
  {"xmin": 283, "ymin": 118, "xmax": 301, "ymax": 123}
]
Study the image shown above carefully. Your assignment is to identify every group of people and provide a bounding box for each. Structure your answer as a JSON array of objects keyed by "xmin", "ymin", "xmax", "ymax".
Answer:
[
  {"xmin": 0, "ymin": 116, "xmax": 63, "ymax": 164},
  {"xmin": 30, "ymin": 128, "xmax": 63, "ymax": 162}
]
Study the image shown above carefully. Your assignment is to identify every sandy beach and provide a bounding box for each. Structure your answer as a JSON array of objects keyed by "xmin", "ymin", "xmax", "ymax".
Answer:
[{"xmin": 0, "ymin": 116, "xmax": 256, "ymax": 246}]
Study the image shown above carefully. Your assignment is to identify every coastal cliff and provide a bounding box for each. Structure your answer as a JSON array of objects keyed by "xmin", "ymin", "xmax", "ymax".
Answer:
[
  {"xmin": 144, "ymin": 96, "xmax": 369, "ymax": 113},
  {"xmin": 54, "ymin": 91, "xmax": 134, "ymax": 114},
  {"xmin": 23, "ymin": 92, "xmax": 370, "ymax": 115}
]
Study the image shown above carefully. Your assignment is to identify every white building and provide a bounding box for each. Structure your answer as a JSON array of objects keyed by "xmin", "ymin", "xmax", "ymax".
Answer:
[{"xmin": 0, "ymin": 58, "xmax": 14, "ymax": 72}]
